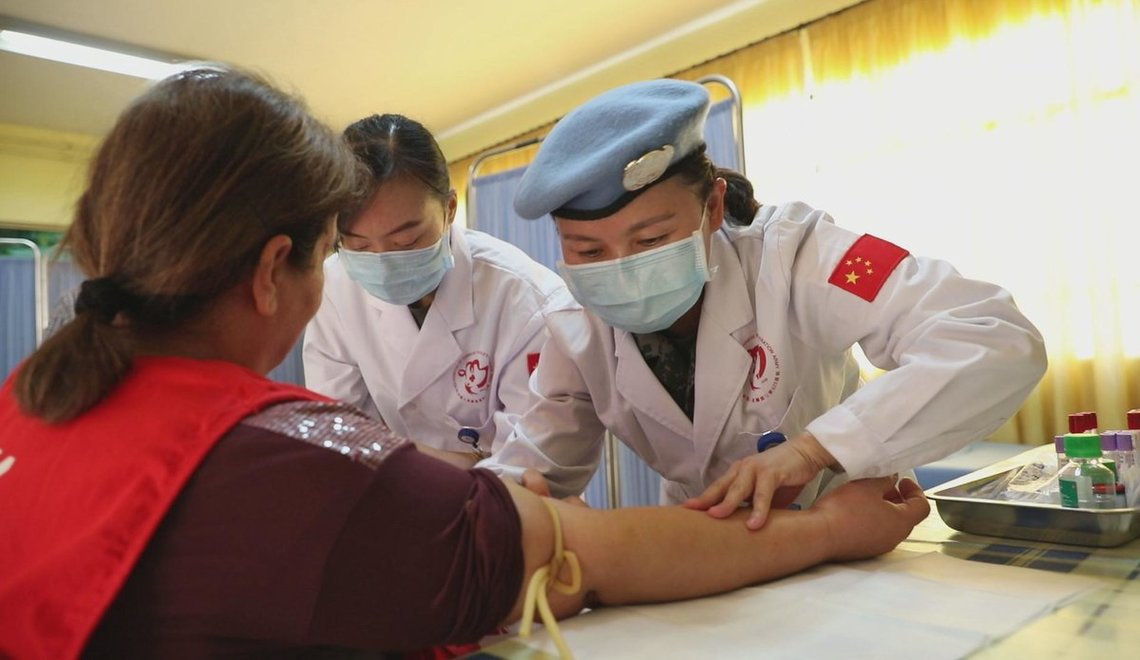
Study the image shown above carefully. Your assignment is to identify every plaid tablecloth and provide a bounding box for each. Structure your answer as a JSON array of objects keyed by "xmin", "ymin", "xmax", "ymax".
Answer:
[{"xmin": 900, "ymin": 503, "xmax": 1140, "ymax": 658}]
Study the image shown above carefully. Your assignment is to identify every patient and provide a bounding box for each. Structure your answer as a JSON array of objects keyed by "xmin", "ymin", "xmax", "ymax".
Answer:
[{"xmin": 0, "ymin": 68, "xmax": 929, "ymax": 658}]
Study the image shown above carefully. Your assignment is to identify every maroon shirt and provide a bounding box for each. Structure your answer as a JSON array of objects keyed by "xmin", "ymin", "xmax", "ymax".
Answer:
[{"xmin": 84, "ymin": 401, "xmax": 523, "ymax": 658}]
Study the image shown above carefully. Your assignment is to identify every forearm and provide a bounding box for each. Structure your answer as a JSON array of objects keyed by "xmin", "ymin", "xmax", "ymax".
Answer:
[
  {"xmin": 565, "ymin": 503, "xmax": 832, "ymax": 605},
  {"xmin": 501, "ymin": 480, "xmax": 832, "ymax": 622}
]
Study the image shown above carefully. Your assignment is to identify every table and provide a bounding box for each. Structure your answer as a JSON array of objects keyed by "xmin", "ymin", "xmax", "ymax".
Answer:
[
  {"xmin": 901, "ymin": 501, "xmax": 1140, "ymax": 658},
  {"xmin": 478, "ymin": 494, "xmax": 1140, "ymax": 658}
]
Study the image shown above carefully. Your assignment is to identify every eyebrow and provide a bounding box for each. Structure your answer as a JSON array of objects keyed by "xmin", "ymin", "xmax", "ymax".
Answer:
[
  {"xmin": 340, "ymin": 219, "xmax": 424, "ymax": 240},
  {"xmin": 560, "ymin": 212, "xmax": 676, "ymax": 243}
]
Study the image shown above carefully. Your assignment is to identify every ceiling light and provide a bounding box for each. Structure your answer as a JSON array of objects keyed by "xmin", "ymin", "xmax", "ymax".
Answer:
[{"xmin": 0, "ymin": 28, "xmax": 195, "ymax": 80}]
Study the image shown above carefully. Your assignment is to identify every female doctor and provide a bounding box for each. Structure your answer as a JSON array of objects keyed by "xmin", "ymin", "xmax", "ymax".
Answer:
[
  {"xmin": 304, "ymin": 114, "xmax": 572, "ymax": 460},
  {"xmin": 481, "ymin": 79, "xmax": 1047, "ymax": 529}
]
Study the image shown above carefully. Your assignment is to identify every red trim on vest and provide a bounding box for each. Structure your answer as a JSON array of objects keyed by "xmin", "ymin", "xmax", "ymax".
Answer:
[
  {"xmin": 526, "ymin": 352, "xmax": 541, "ymax": 375},
  {"xmin": 826, "ymin": 234, "xmax": 909, "ymax": 302},
  {"xmin": 0, "ymin": 357, "xmax": 328, "ymax": 660}
]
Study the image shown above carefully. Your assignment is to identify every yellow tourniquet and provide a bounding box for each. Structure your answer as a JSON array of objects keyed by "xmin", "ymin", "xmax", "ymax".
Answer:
[{"xmin": 519, "ymin": 498, "xmax": 582, "ymax": 659}]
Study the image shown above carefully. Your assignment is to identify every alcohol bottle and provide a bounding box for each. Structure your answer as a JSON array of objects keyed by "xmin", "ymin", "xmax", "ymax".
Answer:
[{"xmin": 1059, "ymin": 433, "xmax": 1116, "ymax": 509}]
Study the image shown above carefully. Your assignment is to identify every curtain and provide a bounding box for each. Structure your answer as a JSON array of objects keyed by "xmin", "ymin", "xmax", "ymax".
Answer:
[
  {"xmin": 469, "ymin": 167, "xmax": 561, "ymax": 269},
  {"xmin": 703, "ymin": 97, "xmax": 742, "ymax": 171},
  {"xmin": 786, "ymin": 0, "xmax": 1140, "ymax": 438},
  {"xmin": 268, "ymin": 336, "xmax": 306, "ymax": 386},
  {"xmin": 1, "ymin": 256, "xmax": 37, "ymax": 380}
]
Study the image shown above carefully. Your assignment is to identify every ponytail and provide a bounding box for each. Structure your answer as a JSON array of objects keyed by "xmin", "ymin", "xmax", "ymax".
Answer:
[
  {"xmin": 14, "ymin": 308, "xmax": 133, "ymax": 424},
  {"xmin": 717, "ymin": 167, "xmax": 760, "ymax": 226},
  {"xmin": 671, "ymin": 153, "xmax": 760, "ymax": 226}
]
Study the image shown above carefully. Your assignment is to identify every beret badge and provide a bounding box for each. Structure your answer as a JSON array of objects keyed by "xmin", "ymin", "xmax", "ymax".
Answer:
[{"xmin": 622, "ymin": 144, "xmax": 675, "ymax": 191}]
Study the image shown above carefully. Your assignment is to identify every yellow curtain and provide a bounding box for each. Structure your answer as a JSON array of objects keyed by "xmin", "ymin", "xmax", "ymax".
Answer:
[
  {"xmin": 674, "ymin": 30, "xmax": 806, "ymax": 103},
  {"xmin": 674, "ymin": 31, "xmax": 808, "ymax": 208},
  {"xmin": 796, "ymin": 0, "xmax": 1140, "ymax": 441}
]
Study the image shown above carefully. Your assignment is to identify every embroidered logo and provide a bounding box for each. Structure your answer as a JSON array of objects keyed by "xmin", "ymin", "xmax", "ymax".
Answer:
[
  {"xmin": 742, "ymin": 336, "xmax": 781, "ymax": 403},
  {"xmin": 826, "ymin": 234, "xmax": 909, "ymax": 302},
  {"xmin": 454, "ymin": 352, "xmax": 494, "ymax": 403}
]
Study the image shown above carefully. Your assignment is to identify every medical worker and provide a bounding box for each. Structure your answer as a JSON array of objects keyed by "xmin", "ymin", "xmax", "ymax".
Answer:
[
  {"xmin": 482, "ymin": 79, "xmax": 1047, "ymax": 528},
  {"xmin": 304, "ymin": 114, "xmax": 572, "ymax": 460}
]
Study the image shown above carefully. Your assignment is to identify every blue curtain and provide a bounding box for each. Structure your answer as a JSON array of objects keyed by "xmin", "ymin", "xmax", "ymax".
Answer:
[
  {"xmin": 1, "ymin": 256, "xmax": 38, "ymax": 381},
  {"xmin": 468, "ymin": 95, "xmax": 742, "ymax": 507},
  {"xmin": 470, "ymin": 167, "xmax": 561, "ymax": 270},
  {"xmin": 268, "ymin": 336, "xmax": 305, "ymax": 386},
  {"xmin": 617, "ymin": 442, "xmax": 661, "ymax": 508},
  {"xmin": 705, "ymin": 98, "xmax": 740, "ymax": 171}
]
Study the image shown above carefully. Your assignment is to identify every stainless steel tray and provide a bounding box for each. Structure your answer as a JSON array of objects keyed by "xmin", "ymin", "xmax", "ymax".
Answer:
[{"xmin": 925, "ymin": 445, "xmax": 1140, "ymax": 548}]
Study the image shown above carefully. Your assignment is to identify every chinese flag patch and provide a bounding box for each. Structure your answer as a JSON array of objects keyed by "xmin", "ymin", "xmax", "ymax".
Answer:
[
  {"xmin": 827, "ymin": 234, "xmax": 909, "ymax": 302},
  {"xmin": 526, "ymin": 352, "xmax": 541, "ymax": 374}
]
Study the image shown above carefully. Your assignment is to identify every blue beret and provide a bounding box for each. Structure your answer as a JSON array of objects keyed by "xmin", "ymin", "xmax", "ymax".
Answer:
[{"xmin": 514, "ymin": 79, "xmax": 711, "ymax": 220}]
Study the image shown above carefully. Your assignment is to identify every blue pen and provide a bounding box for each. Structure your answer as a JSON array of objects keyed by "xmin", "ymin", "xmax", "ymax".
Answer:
[{"xmin": 755, "ymin": 431, "xmax": 787, "ymax": 453}]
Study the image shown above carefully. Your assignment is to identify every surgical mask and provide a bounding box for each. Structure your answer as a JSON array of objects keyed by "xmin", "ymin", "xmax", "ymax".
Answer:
[
  {"xmin": 339, "ymin": 232, "xmax": 454, "ymax": 305},
  {"xmin": 557, "ymin": 212, "xmax": 712, "ymax": 334}
]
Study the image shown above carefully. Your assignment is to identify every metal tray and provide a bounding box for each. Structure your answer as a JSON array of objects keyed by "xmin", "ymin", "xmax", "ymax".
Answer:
[{"xmin": 925, "ymin": 445, "xmax": 1140, "ymax": 548}]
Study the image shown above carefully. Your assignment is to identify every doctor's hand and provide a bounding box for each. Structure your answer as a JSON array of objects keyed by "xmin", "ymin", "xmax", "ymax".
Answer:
[
  {"xmin": 814, "ymin": 476, "xmax": 930, "ymax": 561},
  {"xmin": 521, "ymin": 468, "xmax": 590, "ymax": 508},
  {"xmin": 521, "ymin": 469, "xmax": 553, "ymax": 497},
  {"xmin": 683, "ymin": 432, "xmax": 837, "ymax": 530}
]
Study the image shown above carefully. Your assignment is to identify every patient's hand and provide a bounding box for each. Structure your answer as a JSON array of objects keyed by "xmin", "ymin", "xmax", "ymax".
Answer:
[{"xmin": 814, "ymin": 477, "xmax": 930, "ymax": 561}]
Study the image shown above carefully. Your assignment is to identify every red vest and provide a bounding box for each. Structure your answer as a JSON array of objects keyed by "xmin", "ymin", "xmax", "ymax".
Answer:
[{"xmin": 0, "ymin": 356, "xmax": 327, "ymax": 660}]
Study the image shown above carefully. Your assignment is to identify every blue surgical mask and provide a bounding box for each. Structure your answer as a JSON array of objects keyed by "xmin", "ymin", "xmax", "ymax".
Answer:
[
  {"xmin": 339, "ymin": 232, "xmax": 454, "ymax": 305},
  {"xmin": 557, "ymin": 214, "xmax": 712, "ymax": 334}
]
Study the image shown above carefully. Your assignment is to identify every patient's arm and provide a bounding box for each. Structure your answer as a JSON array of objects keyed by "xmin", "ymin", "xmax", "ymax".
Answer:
[{"xmin": 502, "ymin": 476, "xmax": 929, "ymax": 623}]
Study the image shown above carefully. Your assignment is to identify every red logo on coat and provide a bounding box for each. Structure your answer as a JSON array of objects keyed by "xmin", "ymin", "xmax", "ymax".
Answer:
[
  {"xmin": 454, "ymin": 352, "xmax": 493, "ymax": 403},
  {"xmin": 742, "ymin": 336, "xmax": 781, "ymax": 403}
]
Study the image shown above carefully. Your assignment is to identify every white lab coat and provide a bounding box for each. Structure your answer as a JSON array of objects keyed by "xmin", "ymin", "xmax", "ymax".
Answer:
[
  {"xmin": 481, "ymin": 202, "xmax": 1047, "ymax": 503},
  {"xmin": 304, "ymin": 226, "xmax": 574, "ymax": 454}
]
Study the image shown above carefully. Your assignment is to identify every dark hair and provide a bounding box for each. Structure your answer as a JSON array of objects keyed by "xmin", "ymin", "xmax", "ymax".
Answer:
[
  {"xmin": 15, "ymin": 67, "xmax": 364, "ymax": 423},
  {"xmin": 339, "ymin": 114, "xmax": 450, "ymax": 227},
  {"xmin": 718, "ymin": 168, "xmax": 761, "ymax": 225},
  {"xmin": 672, "ymin": 150, "xmax": 760, "ymax": 225}
]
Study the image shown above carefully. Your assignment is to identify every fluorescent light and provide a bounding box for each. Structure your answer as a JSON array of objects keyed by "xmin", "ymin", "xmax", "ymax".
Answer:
[{"xmin": 0, "ymin": 28, "xmax": 194, "ymax": 80}]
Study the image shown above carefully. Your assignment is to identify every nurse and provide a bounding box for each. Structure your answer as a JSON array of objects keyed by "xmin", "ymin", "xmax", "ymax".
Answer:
[
  {"xmin": 482, "ymin": 79, "xmax": 1047, "ymax": 528},
  {"xmin": 304, "ymin": 114, "xmax": 572, "ymax": 460}
]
